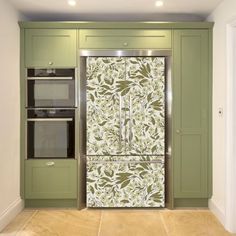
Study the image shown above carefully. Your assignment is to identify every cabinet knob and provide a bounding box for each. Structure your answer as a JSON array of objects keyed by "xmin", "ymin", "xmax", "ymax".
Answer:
[
  {"xmin": 46, "ymin": 161, "xmax": 55, "ymax": 167},
  {"xmin": 176, "ymin": 129, "xmax": 181, "ymax": 134},
  {"xmin": 49, "ymin": 61, "xmax": 53, "ymax": 65},
  {"xmin": 123, "ymin": 42, "xmax": 128, "ymax": 47}
]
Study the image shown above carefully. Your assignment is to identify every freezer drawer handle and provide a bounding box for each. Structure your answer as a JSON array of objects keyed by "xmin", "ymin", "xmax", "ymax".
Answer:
[
  {"xmin": 88, "ymin": 160, "xmax": 164, "ymax": 164},
  {"xmin": 46, "ymin": 161, "xmax": 55, "ymax": 167},
  {"xmin": 27, "ymin": 118, "xmax": 73, "ymax": 122}
]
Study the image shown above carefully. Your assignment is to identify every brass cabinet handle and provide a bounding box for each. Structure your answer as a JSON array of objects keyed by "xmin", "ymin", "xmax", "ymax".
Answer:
[{"xmin": 46, "ymin": 161, "xmax": 55, "ymax": 167}]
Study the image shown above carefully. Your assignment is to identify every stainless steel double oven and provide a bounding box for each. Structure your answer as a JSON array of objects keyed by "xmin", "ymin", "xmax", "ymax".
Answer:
[{"xmin": 26, "ymin": 69, "xmax": 76, "ymax": 159}]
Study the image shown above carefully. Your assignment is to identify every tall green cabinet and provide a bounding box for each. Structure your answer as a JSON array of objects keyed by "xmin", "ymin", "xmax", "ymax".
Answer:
[
  {"xmin": 173, "ymin": 30, "xmax": 212, "ymax": 206},
  {"xmin": 19, "ymin": 22, "xmax": 213, "ymax": 208}
]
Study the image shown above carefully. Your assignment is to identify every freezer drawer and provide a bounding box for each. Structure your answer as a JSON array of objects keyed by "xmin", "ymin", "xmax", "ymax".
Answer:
[{"xmin": 86, "ymin": 156, "xmax": 165, "ymax": 207}]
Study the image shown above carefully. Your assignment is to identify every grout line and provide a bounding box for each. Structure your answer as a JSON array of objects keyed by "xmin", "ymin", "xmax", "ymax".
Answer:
[
  {"xmin": 97, "ymin": 211, "xmax": 103, "ymax": 236},
  {"xmin": 16, "ymin": 210, "xmax": 39, "ymax": 235},
  {"xmin": 160, "ymin": 212, "xmax": 169, "ymax": 236}
]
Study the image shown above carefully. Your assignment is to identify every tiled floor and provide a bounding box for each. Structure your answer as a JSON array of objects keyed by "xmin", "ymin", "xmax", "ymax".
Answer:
[{"xmin": 1, "ymin": 209, "xmax": 235, "ymax": 236}]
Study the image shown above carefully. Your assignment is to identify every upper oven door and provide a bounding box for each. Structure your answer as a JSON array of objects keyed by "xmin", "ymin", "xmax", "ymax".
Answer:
[{"xmin": 27, "ymin": 69, "xmax": 76, "ymax": 108}]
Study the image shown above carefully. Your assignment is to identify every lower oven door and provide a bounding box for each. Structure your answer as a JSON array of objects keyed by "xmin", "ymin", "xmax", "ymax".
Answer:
[{"xmin": 27, "ymin": 118, "xmax": 75, "ymax": 159}]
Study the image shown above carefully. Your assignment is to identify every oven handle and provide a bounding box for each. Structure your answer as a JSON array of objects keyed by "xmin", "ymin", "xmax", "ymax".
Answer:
[
  {"xmin": 27, "ymin": 118, "xmax": 73, "ymax": 122},
  {"xmin": 27, "ymin": 77, "xmax": 73, "ymax": 80}
]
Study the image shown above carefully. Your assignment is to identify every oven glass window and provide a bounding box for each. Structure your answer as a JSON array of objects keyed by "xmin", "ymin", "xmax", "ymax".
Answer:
[
  {"xmin": 27, "ymin": 69, "xmax": 76, "ymax": 108},
  {"xmin": 34, "ymin": 84, "xmax": 69, "ymax": 100},
  {"xmin": 27, "ymin": 119, "xmax": 74, "ymax": 159}
]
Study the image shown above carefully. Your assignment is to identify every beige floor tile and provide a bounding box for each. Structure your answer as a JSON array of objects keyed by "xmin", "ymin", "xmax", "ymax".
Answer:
[
  {"xmin": 161, "ymin": 210, "xmax": 233, "ymax": 236},
  {"xmin": 99, "ymin": 210, "xmax": 168, "ymax": 236},
  {"xmin": 1, "ymin": 210, "xmax": 36, "ymax": 236},
  {"xmin": 16, "ymin": 209, "xmax": 101, "ymax": 236}
]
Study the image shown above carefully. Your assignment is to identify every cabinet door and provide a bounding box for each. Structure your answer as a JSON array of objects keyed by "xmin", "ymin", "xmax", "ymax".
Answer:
[
  {"xmin": 25, "ymin": 29, "xmax": 77, "ymax": 68},
  {"xmin": 125, "ymin": 57, "xmax": 165, "ymax": 155},
  {"xmin": 86, "ymin": 57, "xmax": 126, "ymax": 155},
  {"xmin": 173, "ymin": 30, "xmax": 210, "ymax": 198},
  {"xmin": 25, "ymin": 160, "xmax": 77, "ymax": 199},
  {"xmin": 80, "ymin": 30, "xmax": 171, "ymax": 49}
]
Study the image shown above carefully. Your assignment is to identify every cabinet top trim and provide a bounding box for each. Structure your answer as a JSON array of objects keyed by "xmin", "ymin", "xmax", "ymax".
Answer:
[{"xmin": 19, "ymin": 21, "xmax": 214, "ymax": 29}]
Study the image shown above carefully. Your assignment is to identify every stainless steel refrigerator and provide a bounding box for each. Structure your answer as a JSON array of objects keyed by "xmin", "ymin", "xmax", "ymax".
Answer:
[{"xmin": 86, "ymin": 57, "xmax": 165, "ymax": 207}]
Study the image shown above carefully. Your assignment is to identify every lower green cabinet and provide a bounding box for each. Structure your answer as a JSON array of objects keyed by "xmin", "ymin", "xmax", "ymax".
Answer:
[{"xmin": 25, "ymin": 160, "xmax": 77, "ymax": 199}]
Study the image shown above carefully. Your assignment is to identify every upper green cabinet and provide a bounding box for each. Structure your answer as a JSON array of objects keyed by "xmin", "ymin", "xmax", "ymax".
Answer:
[
  {"xmin": 25, "ymin": 29, "xmax": 77, "ymax": 68},
  {"xmin": 79, "ymin": 29, "xmax": 172, "ymax": 49},
  {"xmin": 173, "ymin": 30, "xmax": 210, "ymax": 199}
]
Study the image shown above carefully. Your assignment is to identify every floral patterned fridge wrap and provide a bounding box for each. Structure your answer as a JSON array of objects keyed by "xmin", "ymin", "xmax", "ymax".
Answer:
[
  {"xmin": 86, "ymin": 57, "xmax": 166, "ymax": 207},
  {"xmin": 86, "ymin": 57, "xmax": 165, "ymax": 156},
  {"xmin": 86, "ymin": 156, "xmax": 165, "ymax": 207}
]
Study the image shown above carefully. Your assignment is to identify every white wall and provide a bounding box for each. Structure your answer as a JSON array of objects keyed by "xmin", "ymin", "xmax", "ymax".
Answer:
[
  {"xmin": 207, "ymin": 0, "xmax": 236, "ymax": 232},
  {"xmin": 0, "ymin": 0, "xmax": 23, "ymax": 231}
]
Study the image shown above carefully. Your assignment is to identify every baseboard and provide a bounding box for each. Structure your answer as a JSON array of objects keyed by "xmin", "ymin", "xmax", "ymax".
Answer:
[
  {"xmin": 25, "ymin": 199, "xmax": 77, "ymax": 208},
  {"xmin": 174, "ymin": 198, "xmax": 208, "ymax": 207},
  {"xmin": 0, "ymin": 198, "xmax": 24, "ymax": 232},
  {"xmin": 208, "ymin": 199, "xmax": 226, "ymax": 226}
]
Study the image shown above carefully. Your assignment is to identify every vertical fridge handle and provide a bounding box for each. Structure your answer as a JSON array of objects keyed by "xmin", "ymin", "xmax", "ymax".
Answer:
[
  {"xmin": 129, "ymin": 95, "xmax": 132, "ymax": 151},
  {"xmin": 119, "ymin": 95, "xmax": 122, "ymax": 147}
]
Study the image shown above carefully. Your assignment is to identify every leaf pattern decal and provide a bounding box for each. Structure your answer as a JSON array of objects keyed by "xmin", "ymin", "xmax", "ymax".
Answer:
[
  {"xmin": 126, "ymin": 57, "xmax": 165, "ymax": 155},
  {"xmin": 86, "ymin": 57, "xmax": 165, "ymax": 207},
  {"xmin": 87, "ymin": 156, "xmax": 165, "ymax": 207},
  {"xmin": 87, "ymin": 57, "xmax": 165, "ymax": 156},
  {"xmin": 86, "ymin": 57, "xmax": 126, "ymax": 155}
]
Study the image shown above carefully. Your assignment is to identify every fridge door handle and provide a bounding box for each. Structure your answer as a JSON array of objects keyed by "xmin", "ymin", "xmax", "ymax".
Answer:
[
  {"xmin": 119, "ymin": 95, "xmax": 122, "ymax": 147},
  {"xmin": 129, "ymin": 95, "xmax": 132, "ymax": 152}
]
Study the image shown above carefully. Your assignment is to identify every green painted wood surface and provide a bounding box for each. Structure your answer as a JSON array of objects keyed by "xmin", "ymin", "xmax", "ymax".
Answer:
[
  {"xmin": 25, "ymin": 29, "xmax": 77, "ymax": 68},
  {"xmin": 20, "ymin": 29, "xmax": 26, "ymax": 199},
  {"xmin": 80, "ymin": 30, "xmax": 172, "ymax": 49},
  {"xmin": 173, "ymin": 30, "xmax": 210, "ymax": 198},
  {"xmin": 208, "ymin": 29, "xmax": 213, "ymax": 198},
  {"xmin": 174, "ymin": 198, "xmax": 208, "ymax": 207},
  {"xmin": 25, "ymin": 160, "xmax": 77, "ymax": 199},
  {"xmin": 19, "ymin": 21, "xmax": 214, "ymax": 29},
  {"xmin": 25, "ymin": 199, "xmax": 77, "ymax": 208}
]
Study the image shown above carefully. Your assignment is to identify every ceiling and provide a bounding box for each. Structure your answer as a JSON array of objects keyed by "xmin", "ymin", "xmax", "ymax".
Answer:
[{"xmin": 9, "ymin": 0, "xmax": 223, "ymax": 21}]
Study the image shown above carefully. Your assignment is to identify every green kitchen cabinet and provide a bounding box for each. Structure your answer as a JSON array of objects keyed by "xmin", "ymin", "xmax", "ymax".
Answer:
[
  {"xmin": 80, "ymin": 29, "xmax": 172, "ymax": 49},
  {"xmin": 173, "ymin": 30, "xmax": 210, "ymax": 199},
  {"xmin": 19, "ymin": 22, "xmax": 213, "ymax": 208},
  {"xmin": 25, "ymin": 29, "xmax": 77, "ymax": 68},
  {"xmin": 25, "ymin": 160, "xmax": 77, "ymax": 199}
]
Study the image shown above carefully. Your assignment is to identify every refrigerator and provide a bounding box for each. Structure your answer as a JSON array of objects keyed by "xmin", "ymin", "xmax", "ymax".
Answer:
[{"xmin": 86, "ymin": 57, "xmax": 165, "ymax": 207}]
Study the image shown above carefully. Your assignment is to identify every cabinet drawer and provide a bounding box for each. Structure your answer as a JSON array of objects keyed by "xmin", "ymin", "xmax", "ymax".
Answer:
[
  {"xmin": 87, "ymin": 156, "xmax": 165, "ymax": 207},
  {"xmin": 25, "ymin": 29, "xmax": 77, "ymax": 68},
  {"xmin": 25, "ymin": 160, "xmax": 77, "ymax": 199},
  {"xmin": 80, "ymin": 30, "xmax": 171, "ymax": 49}
]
